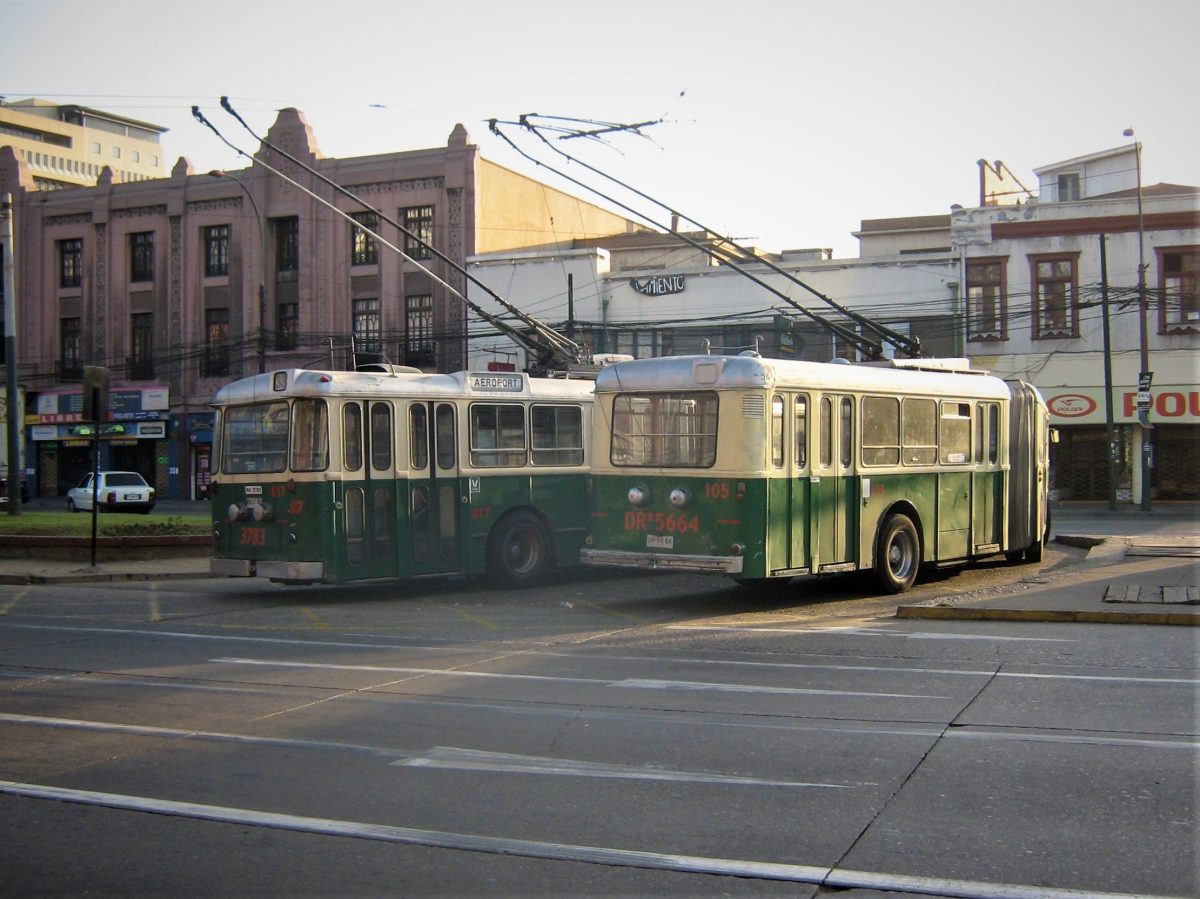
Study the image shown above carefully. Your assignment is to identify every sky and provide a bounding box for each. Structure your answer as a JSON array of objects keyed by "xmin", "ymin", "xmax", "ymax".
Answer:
[{"xmin": 2, "ymin": 0, "xmax": 1196, "ymax": 259}]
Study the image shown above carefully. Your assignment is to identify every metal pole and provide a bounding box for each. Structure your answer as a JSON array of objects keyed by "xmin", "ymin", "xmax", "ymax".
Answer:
[
  {"xmin": 566, "ymin": 273, "xmax": 575, "ymax": 341},
  {"xmin": 1099, "ymin": 234, "xmax": 1118, "ymax": 511},
  {"xmin": 1127, "ymin": 135, "xmax": 1151, "ymax": 511},
  {"xmin": 1, "ymin": 193, "xmax": 20, "ymax": 515},
  {"xmin": 90, "ymin": 388, "xmax": 100, "ymax": 567}
]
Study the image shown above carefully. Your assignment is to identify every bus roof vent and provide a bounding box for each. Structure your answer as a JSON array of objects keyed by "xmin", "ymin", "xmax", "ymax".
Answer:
[
  {"xmin": 742, "ymin": 395, "xmax": 765, "ymax": 418},
  {"xmin": 693, "ymin": 359, "xmax": 723, "ymax": 385}
]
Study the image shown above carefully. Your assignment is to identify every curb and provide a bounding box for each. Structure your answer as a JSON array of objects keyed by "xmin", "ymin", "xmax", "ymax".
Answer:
[
  {"xmin": 896, "ymin": 605, "xmax": 1200, "ymax": 626},
  {"xmin": 0, "ymin": 571, "xmax": 213, "ymax": 585},
  {"xmin": 0, "ymin": 535, "xmax": 213, "ymax": 548}
]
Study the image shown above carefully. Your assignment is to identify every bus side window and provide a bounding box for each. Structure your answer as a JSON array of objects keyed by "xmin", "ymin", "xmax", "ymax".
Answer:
[
  {"xmin": 902, "ymin": 398, "xmax": 937, "ymax": 465},
  {"xmin": 794, "ymin": 394, "xmax": 808, "ymax": 469},
  {"xmin": 371, "ymin": 402, "xmax": 392, "ymax": 471},
  {"xmin": 532, "ymin": 405, "xmax": 584, "ymax": 466},
  {"xmin": 988, "ymin": 403, "xmax": 999, "ymax": 464},
  {"xmin": 939, "ymin": 401, "xmax": 971, "ymax": 465},
  {"xmin": 771, "ymin": 395, "xmax": 784, "ymax": 469},
  {"xmin": 861, "ymin": 396, "xmax": 899, "ymax": 466},
  {"xmin": 409, "ymin": 404, "xmax": 428, "ymax": 471},
  {"xmin": 820, "ymin": 396, "xmax": 833, "ymax": 468},
  {"xmin": 840, "ymin": 397, "xmax": 853, "ymax": 468},
  {"xmin": 344, "ymin": 403, "xmax": 363, "ymax": 472},
  {"xmin": 470, "ymin": 404, "xmax": 526, "ymax": 467}
]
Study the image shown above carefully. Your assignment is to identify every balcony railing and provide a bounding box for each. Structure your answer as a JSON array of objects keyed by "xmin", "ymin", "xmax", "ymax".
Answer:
[
  {"xmin": 126, "ymin": 356, "xmax": 155, "ymax": 380},
  {"xmin": 55, "ymin": 361, "xmax": 83, "ymax": 382}
]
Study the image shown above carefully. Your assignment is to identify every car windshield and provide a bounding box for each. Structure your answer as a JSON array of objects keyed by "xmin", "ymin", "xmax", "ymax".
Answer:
[{"xmin": 106, "ymin": 473, "xmax": 148, "ymax": 487}]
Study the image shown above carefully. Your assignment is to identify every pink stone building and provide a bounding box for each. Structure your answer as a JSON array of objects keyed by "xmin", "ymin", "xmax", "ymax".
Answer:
[{"xmin": 0, "ymin": 109, "xmax": 636, "ymax": 499}]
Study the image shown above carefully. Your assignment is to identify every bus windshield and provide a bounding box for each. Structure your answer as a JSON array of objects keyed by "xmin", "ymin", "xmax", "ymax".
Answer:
[
  {"xmin": 611, "ymin": 392, "xmax": 718, "ymax": 468},
  {"xmin": 220, "ymin": 402, "xmax": 290, "ymax": 474}
]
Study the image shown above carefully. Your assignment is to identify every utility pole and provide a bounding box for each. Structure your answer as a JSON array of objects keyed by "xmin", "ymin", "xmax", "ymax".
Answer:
[
  {"xmin": 1, "ymin": 193, "xmax": 21, "ymax": 515},
  {"xmin": 1124, "ymin": 129, "xmax": 1152, "ymax": 511},
  {"xmin": 566, "ymin": 273, "xmax": 575, "ymax": 341},
  {"xmin": 1099, "ymin": 234, "xmax": 1118, "ymax": 511}
]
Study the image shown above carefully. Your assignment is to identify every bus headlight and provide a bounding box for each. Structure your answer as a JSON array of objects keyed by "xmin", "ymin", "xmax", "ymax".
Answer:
[
  {"xmin": 228, "ymin": 502, "xmax": 247, "ymax": 521},
  {"xmin": 669, "ymin": 488, "xmax": 690, "ymax": 509},
  {"xmin": 251, "ymin": 502, "xmax": 274, "ymax": 522},
  {"xmin": 627, "ymin": 486, "xmax": 650, "ymax": 507}
]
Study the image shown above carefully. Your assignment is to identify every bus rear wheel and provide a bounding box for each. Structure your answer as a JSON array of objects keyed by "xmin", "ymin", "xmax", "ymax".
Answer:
[
  {"xmin": 487, "ymin": 512, "xmax": 552, "ymax": 587},
  {"xmin": 875, "ymin": 514, "xmax": 920, "ymax": 595}
]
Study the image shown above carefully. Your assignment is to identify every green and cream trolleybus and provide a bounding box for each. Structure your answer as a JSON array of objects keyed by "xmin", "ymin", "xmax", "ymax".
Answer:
[
  {"xmin": 211, "ymin": 366, "xmax": 593, "ymax": 586},
  {"xmin": 581, "ymin": 354, "xmax": 1051, "ymax": 593}
]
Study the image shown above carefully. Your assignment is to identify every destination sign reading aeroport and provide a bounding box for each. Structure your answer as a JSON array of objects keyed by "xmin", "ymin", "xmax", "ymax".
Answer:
[{"xmin": 468, "ymin": 373, "xmax": 524, "ymax": 392}]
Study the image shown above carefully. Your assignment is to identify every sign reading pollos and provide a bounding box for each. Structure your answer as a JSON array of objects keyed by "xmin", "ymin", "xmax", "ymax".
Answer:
[
  {"xmin": 1047, "ymin": 394, "xmax": 1097, "ymax": 418},
  {"xmin": 630, "ymin": 275, "xmax": 685, "ymax": 297}
]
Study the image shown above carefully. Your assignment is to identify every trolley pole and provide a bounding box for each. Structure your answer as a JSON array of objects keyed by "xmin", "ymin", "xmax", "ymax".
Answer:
[{"xmin": 1, "ymin": 193, "xmax": 20, "ymax": 515}]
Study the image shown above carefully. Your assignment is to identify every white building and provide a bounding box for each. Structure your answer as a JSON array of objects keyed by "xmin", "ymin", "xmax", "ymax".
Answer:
[{"xmin": 464, "ymin": 144, "xmax": 1199, "ymax": 504}]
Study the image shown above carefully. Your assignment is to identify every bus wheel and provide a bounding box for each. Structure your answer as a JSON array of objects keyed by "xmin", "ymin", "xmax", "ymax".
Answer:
[
  {"xmin": 487, "ymin": 512, "xmax": 552, "ymax": 587},
  {"xmin": 1004, "ymin": 549, "xmax": 1025, "ymax": 564},
  {"xmin": 875, "ymin": 514, "xmax": 920, "ymax": 594}
]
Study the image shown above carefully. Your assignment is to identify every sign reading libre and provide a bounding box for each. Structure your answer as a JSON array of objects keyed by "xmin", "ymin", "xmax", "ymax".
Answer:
[{"xmin": 630, "ymin": 275, "xmax": 685, "ymax": 297}]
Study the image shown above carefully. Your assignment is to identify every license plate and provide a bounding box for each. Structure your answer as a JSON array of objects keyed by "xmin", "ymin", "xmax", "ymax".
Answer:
[
  {"xmin": 123, "ymin": 493, "xmax": 140, "ymax": 500},
  {"xmin": 646, "ymin": 534, "xmax": 674, "ymax": 549}
]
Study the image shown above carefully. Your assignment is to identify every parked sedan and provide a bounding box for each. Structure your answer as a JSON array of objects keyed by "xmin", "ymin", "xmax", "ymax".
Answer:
[{"xmin": 67, "ymin": 471, "xmax": 156, "ymax": 514}]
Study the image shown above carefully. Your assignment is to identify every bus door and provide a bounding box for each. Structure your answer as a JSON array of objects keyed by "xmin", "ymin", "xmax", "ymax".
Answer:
[
  {"xmin": 783, "ymin": 393, "xmax": 812, "ymax": 573},
  {"xmin": 341, "ymin": 401, "xmax": 397, "ymax": 578},
  {"xmin": 971, "ymin": 402, "xmax": 1002, "ymax": 554},
  {"xmin": 811, "ymin": 395, "xmax": 857, "ymax": 571},
  {"xmin": 408, "ymin": 402, "xmax": 462, "ymax": 575}
]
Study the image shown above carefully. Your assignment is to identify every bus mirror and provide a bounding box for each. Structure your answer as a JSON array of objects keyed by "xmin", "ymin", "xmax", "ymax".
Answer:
[{"xmin": 1049, "ymin": 428, "xmax": 1060, "ymax": 444}]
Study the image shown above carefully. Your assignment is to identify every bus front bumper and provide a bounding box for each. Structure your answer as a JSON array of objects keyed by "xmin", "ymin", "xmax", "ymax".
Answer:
[
  {"xmin": 580, "ymin": 549, "xmax": 743, "ymax": 574},
  {"xmin": 211, "ymin": 559, "xmax": 325, "ymax": 581}
]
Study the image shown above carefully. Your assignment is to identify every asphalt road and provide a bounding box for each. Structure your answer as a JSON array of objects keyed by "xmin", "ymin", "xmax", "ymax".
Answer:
[{"xmin": 0, "ymin": 548, "xmax": 1196, "ymax": 898}]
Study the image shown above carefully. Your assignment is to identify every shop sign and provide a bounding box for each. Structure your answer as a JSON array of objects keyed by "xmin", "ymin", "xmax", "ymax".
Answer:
[
  {"xmin": 137, "ymin": 422, "xmax": 167, "ymax": 439},
  {"xmin": 30, "ymin": 425, "xmax": 58, "ymax": 441},
  {"xmin": 1045, "ymin": 386, "xmax": 1200, "ymax": 424},
  {"xmin": 31, "ymin": 386, "xmax": 170, "ymax": 424},
  {"xmin": 630, "ymin": 275, "xmax": 685, "ymax": 297}
]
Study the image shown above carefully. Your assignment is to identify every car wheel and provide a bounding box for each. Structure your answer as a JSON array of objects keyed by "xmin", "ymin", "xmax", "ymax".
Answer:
[
  {"xmin": 67, "ymin": 498, "xmax": 78, "ymax": 513},
  {"xmin": 486, "ymin": 511, "xmax": 552, "ymax": 587},
  {"xmin": 874, "ymin": 513, "xmax": 920, "ymax": 595}
]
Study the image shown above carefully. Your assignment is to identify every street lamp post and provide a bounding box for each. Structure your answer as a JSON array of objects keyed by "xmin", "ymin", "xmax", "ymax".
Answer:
[
  {"xmin": 1122, "ymin": 129, "xmax": 1151, "ymax": 512},
  {"xmin": 208, "ymin": 170, "xmax": 267, "ymax": 374}
]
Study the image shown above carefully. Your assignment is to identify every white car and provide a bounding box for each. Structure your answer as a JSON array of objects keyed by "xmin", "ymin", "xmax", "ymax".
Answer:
[{"xmin": 67, "ymin": 471, "xmax": 156, "ymax": 514}]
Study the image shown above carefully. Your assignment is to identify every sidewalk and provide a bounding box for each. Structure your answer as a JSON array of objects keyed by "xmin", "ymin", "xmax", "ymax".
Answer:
[
  {"xmin": 898, "ymin": 534, "xmax": 1200, "ymax": 627},
  {"xmin": 0, "ymin": 555, "xmax": 212, "ymax": 585}
]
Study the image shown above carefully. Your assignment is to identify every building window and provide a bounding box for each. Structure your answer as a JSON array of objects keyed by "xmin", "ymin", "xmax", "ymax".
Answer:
[
  {"xmin": 131, "ymin": 150, "xmax": 140, "ymax": 163},
  {"xmin": 129, "ymin": 312, "xmax": 154, "ymax": 379},
  {"xmin": 275, "ymin": 216, "xmax": 299, "ymax": 272},
  {"xmin": 91, "ymin": 142, "xmax": 101, "ymax": 154},
  {"xmin": 1057, "ymin": 173, "xmax": 1081, "ymax": 202},
  {"xmin": 1031, "ymin": 255, "xmax": 1078, "ymax": 339},
  {"xmin": 129, "ymin": 231, "xmax": 154, "ymax": 282},
  {"xmin": 1159, "ymin": 247, "xmax": 1200, "ymax": 334},
  {"xmin": 350, "ymin": 211, "xmax": 378, "ymax": 266},
  {"xmin": 967, "ymin": 258, "xmax": 1007, "ymax": 340},
  {"xmin": 59, "ymin": 317, "xmax": 82, "ymax": 380},
  {"xmin": 150, "ymin": 155, "xmax": 158, "ymax": 167},
  {"xmin": 404, "ymin": 294, "xmax": 435, "ymax": 368},
  {"xmin": 203, "ymin": 308, "xmax": 230, "ymax": 377},
  {"xmin": 112, "ymin": 146, "xmax": 121, "ymax": 159},
  {"xmin": 402, "ymin": 205, "xmax": 434, "ymax": 260},
  {"xmin": 59, "ymin": 238, "xmax": 82, "ymax": 288},
  {"xmin": 277, "ymin": 303, "xmax": 298, "ymax": 351},
  {"xmin": 203, "ymin": 225, "xmax": 230, "ymax": 277},
  {"xmin": 353, "ymin": 298, "xmax": 381, "ymax": 358}
]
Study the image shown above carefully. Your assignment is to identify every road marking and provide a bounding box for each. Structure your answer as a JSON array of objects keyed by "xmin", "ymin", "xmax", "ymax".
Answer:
[
  {"xmin": 447, "ymin": 607, "xmax": 499, "ymax": 630},
  {"xmin": 574, "ymin": 600, "xmax": 647, "ymax": 624},
  {"xmin": 211, "ymin": 657, "xmax": 949, "ymax": 700},
  {"xmin": 945, "ymin": 728, "xmax": 1200, "ymax": 752},
  {"xmin": 0, "ymin": 590, "xmax": 27, "ymax": 615},
  {"xmin": 149, "ymin": 584, "xmax": 161, "ymax": 623},
  {"xmin": 392, "ymin": 746, "xmax": 853, "ymax": 788},
  {"xmin": 0, "ymin": 781, "xmax": 1177, "ymax": 899},
  {"xmin": 300, "ymin": 608, "xmax": 328, "ymax": 630},
  {"xmin": 669, "ymin": 625, "xmax": 1075, "ymax": 643}
]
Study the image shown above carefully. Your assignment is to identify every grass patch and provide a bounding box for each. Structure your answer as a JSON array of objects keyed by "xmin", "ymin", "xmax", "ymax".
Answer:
[{"xmin": 0, "ymin": 512, "xmax": 212, "ymax": 537}]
